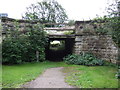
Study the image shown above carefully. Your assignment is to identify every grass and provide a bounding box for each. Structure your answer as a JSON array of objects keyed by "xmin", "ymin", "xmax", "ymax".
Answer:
[
  {"xmin": 2, "ymin": 61, "xmax": 118, "ymax": 88},
  {"xmin": 62, "ymin": 65, "xmax": 118, "ymax": 88},
  {"xmin": 2, "ymin": 61, "xmax": 66, "ymax": 88},
  {"xmin": 0, "ymin": 64, "xmax": 2, "ymax": 89}
]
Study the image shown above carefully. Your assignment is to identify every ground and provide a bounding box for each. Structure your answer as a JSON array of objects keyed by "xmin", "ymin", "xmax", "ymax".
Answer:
[
  {"xmin": 2, "ymin": 62, "xmax": 118, "ymax": 88},
  {"xmin": 21, "ymin": 67, "xmax": 75, "ymax": 88}
]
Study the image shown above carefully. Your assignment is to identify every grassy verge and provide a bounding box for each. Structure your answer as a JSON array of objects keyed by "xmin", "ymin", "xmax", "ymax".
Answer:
[
  {"xmin": 0, "ymin": 65, "xmax": 2, "ymax": 89},
  {"xmin": 2, "ymin": 61, "xmax": 66, "ymax": 88},
  {"xmin": 62, "ymin": 65, "xmax": 118, "ymax": 88},
  {"xmin": 2, "ymin": 61, "xmax": 118, "ymax": 88}
]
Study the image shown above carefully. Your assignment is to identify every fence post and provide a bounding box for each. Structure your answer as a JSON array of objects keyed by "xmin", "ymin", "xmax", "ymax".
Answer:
[{"xmin": 36, "ymin": 51, "xmax": 39, "ymax": 62}]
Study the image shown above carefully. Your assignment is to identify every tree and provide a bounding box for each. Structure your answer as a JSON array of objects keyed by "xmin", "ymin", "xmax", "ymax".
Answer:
[
  {"xmin": 2, "ymin": 23, "xmax": 48, "ymax": 64},
  {"xmin": 92, "ymin": 0, "xmax": 120, "ymax": 47},
  {"xmin": 67, "ymin": 20, "xmax": 75, "ymax": 26},
  {"xmin": 107, "ymin": 0, "xmax": 120, "ymax": 47},
  {"xmin": 22, "ymin": 0, "xmax": 68, "ymax": 23}
]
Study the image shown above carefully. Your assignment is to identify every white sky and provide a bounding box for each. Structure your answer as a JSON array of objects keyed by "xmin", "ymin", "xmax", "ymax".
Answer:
[{"xmin": 0, "ymin": 0, "xmax": 114, "ymax": 20}]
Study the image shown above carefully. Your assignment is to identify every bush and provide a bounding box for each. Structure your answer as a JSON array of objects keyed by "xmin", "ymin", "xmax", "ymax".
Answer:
[
  {"xmin": 2, "ymin": 24, "xmax": 48, "ymax": 64},
  {"xmin": 2, "ymin": 35, "xmax": 29, "ymax": 64},
  {"xmin": 63, "ymin": 52, "xmax": 104, "ymax": 66},
  {"xmin": 116, "ymin": 66, "xmax": 120, "ymax": 79}
]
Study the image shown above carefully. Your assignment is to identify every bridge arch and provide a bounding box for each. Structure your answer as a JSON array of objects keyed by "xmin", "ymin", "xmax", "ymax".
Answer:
[{"xmin": 45, "ymin": 37, "xmax": 75, "ymax": 61}]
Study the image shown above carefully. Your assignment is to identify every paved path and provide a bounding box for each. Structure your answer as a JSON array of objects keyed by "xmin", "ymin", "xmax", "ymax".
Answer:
[{"xmin": 22, "ymin": 67, "xmax": 75, "ymax": 88}]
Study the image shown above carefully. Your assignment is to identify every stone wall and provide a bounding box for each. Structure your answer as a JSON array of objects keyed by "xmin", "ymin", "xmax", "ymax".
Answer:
[
  {"xmin": 74, "ymin": 35, "xmax": 118, "ymax": 63},
  {"xmin": 1, "ymin": 17, "xmax": 118, "ymax": 63},
  {"xmin": 74, "ymin": 21, "xmax": 118, "ymax": 63},
  {"xmin": 1, "ymin": 17, "xmax": 39, "ymax": 34}
]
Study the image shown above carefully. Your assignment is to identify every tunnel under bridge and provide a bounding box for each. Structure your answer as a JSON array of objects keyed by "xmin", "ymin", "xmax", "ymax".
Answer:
[{"xmin": 45, "ymin": 34, "xmax": 75, "ymax": 61}]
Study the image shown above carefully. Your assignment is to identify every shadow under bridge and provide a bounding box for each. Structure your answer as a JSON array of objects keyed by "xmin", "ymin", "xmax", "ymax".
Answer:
[{"xmin": 44, "ymin": 23, "xmax": 75, "ymax": 61}]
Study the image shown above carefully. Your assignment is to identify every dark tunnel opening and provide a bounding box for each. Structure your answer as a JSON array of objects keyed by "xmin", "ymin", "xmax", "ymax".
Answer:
[{"xmin": 45, "ymin": 38, "xmax": 75, "ymax": 61}]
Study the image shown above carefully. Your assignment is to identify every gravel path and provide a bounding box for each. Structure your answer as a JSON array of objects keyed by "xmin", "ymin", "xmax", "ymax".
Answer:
[{"xmin": 22, "ymin": 67, "xmax": 75, "ymax": 88}]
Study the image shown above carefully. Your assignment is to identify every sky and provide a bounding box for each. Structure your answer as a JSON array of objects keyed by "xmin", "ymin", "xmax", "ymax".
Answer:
[{"xmin": 0, "ymin": 0, "xmax": 115, "ymax": 21}]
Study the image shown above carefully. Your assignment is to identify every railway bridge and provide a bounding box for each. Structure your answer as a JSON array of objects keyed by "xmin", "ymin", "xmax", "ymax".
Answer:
[{"xmin": 1, "ymin": 17, "xmax": 118, "ymax": 63}]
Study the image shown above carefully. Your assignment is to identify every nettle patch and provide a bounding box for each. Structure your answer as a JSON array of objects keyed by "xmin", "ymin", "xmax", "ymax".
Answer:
[{"xmin": 63, "ymin": 52, "xmax": 104, "ymax": 66}]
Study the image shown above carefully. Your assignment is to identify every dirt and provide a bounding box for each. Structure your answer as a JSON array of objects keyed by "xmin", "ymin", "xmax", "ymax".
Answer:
[{"xmin": 21, "ymin": 67, "xmax": 75, "ymax": 88}]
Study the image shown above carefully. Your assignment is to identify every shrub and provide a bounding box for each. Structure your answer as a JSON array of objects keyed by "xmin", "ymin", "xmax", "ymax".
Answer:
[
  {"xmin": 2, "ymin": 24, "xmax": 48, "ymax": 64},
  {"xmin": 27, "ymin": 24, "xmax": 48, "ymax": 62},
  {"xmin": 115, "ymin": 66, "xmax": 120, "ymax": 79},
  {"xmin": 2, "ymin": 35, "xmax": 29, "ymax": 64},
  {"xmin": 63, "ymin": 52, "xmax": 104, "ymax": 66}
]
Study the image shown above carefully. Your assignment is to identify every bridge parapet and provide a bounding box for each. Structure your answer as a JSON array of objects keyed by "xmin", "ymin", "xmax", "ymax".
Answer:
[
  {"xmin": 1, "ymin": 17, "xmax": 75, "ymax": 38},
  {"xmin": 44, "ymin": 26, "xmax": 75, "ymax": 36}
]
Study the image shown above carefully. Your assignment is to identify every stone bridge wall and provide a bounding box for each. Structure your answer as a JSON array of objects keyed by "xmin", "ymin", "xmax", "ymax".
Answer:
[
  {"xmin": 1, "ymin": 17, "xmax": 39, "ymax": 34},
  {"xmin": 1, "ymin": 17, "xmax": 118, "ymax": 63},
  {"xmin": 74, "ymin": 21, "xmax": 118, "ymax": 63}
]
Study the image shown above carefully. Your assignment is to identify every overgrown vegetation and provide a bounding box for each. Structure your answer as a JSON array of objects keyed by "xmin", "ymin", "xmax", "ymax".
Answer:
[
  {"xmin": 2, "ymin": 0, "xmax": 119, "ymax": 88},
  {"xmin": 93, "ymin": 18, "xmax": 110, "ymax": 35},
  {"xmin": 93, "ymin": 15, "xmax": 120, "ymax": 47},
  {"xmin": 2, "ymin": 23, "xmax": 48, "ymax": 64},
  {"xmin": 93, "ymin": 0, "xmax": 120, "ymax": 47},
  {"xmin": 107, "ymin": 1, "xmax": 120, "ymax": 47},
  {"xmin": 63, "ymin": 53, "xmax": 104, "ymax": 66},
  {"xmin": 116, "ymin": 66, "xmax": 120, "ymax": 79}
]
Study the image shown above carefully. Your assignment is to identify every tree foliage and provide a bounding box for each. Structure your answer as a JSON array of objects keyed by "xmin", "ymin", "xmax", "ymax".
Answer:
[
  {"xmin": 22, "ymin": 0, "xmax": 68, "ymax": 23},
  {"xmin": 107, "ymin": 0, "xmax": 120, "ymax": 47},
  {"xmin": 2, "ymin": 23, "xmax": 48, "ymax": 64},
  {"xmin": 93, "ymin": 0, "xmax": 120, "ymax": 47},
  {"xmin": 67, "ymin": 20, "xmax": 75, "ymax": 26}
]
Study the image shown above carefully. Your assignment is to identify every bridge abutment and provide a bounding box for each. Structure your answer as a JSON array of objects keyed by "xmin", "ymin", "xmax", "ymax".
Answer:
[{"xmin": 74, "ymin": 21, "xmax": 118, "ymax": 63}]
